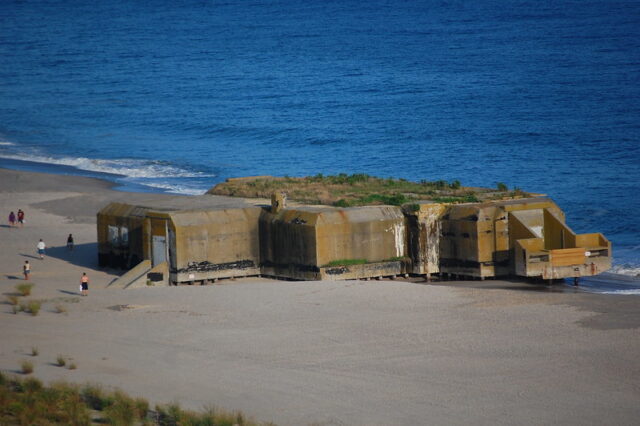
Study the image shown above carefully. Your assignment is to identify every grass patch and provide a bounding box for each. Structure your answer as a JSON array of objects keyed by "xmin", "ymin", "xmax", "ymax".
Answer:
[
  {"xmin": 31, "ymin": 346, "xmax": 39, "ymax": 357},
  {"xmin": 56, "ymin": 355, "xmax": 66, "ymax": 367},
  {"xmin": 6, "ymin": 295, "xmax": 20, "ymax": 305},
  {"xmin": 68, "ymin": 362, "xmax": 77, "ymax": 370},
  {"xmin": 20, "ymin": 360, "xmax": 33, "ymax": 375},
  {"xmin": 54, "ymin": 304, "xmax": 67, "ymax": 313},
  {"xmin": 208, "ymin": 174, "xmax": 529, "ymax": 207},
  {"xmin": 19, "ymin": 300, "xmax": 42, "ymax": 316},
  {"xmin": 28, "ymin": 300, "xmax": 41, "ymax": 316},
  {"xmin": 16, "ymin": 283, "xmax": 33, "ymax": 296}
]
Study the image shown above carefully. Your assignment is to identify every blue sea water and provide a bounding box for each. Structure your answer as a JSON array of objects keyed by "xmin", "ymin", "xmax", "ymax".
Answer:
[{"xmin": 1, "ymin": 0, "xmax": 639, "ymax": 281}]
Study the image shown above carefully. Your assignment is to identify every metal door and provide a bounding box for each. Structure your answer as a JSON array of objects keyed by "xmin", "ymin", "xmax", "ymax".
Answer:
[{"xmin": 152, "ymin": 235, "xmax": 166, "ymax": 266}]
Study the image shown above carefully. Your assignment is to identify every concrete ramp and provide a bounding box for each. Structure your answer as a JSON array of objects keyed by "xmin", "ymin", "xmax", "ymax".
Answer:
[{"xmin": 108, "ymin": 259, "xmax": 151, "ymax": 289}]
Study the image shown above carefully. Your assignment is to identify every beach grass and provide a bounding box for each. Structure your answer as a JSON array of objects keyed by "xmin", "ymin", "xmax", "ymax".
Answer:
[
  {"xmin": 16, "ymin": 283, "xmax": 33, "ymax": 296},
  {"xmin": 20, "ymin": 360, "xmax": 33, "ymax": 375},
  {"xmin": 55, "ymin": 355, "xmax": 66, "ymax": 367},
  {"xmin": 0, "ymin": 374, "xmax": 265, "ymax": 426}
]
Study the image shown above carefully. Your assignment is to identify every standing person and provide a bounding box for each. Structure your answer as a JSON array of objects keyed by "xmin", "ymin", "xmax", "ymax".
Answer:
[
  {"xmin": 17, "ymin": 209, "xmax": 24, "ymax": 227},
  {"xmin": 67, "ymin": 234, "xmax": 74, "ymax": 251},
  {"xmin": 80, "ymin": 272, "xmax": 89, "ymax": 296},
  {"xmin": 37, "ymin": 239, "xmax": 46, "ymax": 259},
  {"xmin": 23, "ymin": 261, "xmax": 30, "ymax": 280},
  {"xmin": 8, "ymin": 211, "xmax": 16, "ymax": 226}
]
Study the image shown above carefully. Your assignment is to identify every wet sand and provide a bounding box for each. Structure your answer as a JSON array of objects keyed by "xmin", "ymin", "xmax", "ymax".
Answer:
[{"xmin": 1, "ymin": 168, "xmax": 639, "ymax": 425}]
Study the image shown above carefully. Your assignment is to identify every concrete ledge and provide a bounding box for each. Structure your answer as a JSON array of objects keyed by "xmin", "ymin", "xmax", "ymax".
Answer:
[
  {"xmin": 108, "ymin": 259, "xmax": 151, "ymax": 289},
  {"xmin": 172, "ymin": 267, "xmax": 262, "ymax": 284}
]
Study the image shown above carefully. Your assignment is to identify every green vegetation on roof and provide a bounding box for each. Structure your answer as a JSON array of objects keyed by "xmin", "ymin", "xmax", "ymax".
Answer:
[{"xmin": 208, "ymin": 174, "xmax": 529, "ymax": 207}]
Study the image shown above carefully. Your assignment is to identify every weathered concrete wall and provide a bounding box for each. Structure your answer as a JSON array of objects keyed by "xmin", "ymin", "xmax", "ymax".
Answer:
[
  {"xmin": 259, "ymin": 207, "xmax": 320, "ymax": 270},
  {"xmin": 315, "ymin": 206, "xmax": 406, "ymax": 266},
  {"xmin": 404, "ymin": 203, "xmax": 446, "ymax": 275},
  {"xmin": 98, "ymin": 196, "xmax": 611, "ymax": 283},
  {"xmin": 439, "ymin": 198, "xmax": 570, "ymax": 278},
  {"xmin": 97, "ymin": 202, "xmax": 148, "ymax": 269},
  {"xmin": 168, "ymin": 207, "xmax": 262, "ymax": 283},
  {"xmin": 260, "ymin": 205, "xmax": 407, "ymax": 280}
]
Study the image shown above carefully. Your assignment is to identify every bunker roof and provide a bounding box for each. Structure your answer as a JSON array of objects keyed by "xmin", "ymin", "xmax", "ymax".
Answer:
[{"xmin": 98, "ymin": 195, "xmax": 252, "ymax": 217}]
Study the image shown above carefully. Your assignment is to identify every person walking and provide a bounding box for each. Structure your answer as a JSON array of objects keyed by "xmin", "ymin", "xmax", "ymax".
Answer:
[
  {"xmin": 23, "ymin": 261, "xmax": 30, "ymax": 280},
  {"xmin": 17, "ymin": 209, "xmax": 24, "ymax": 227},
  {"xmin": 67, "ymin": 234, "xmax": 74, "ymax": 251},
  {"xmin": 8, "ymin": 211, "xmax": 16, "ymax": 227},
  {"xmin": 37, "ymin": 239, "xmax": 46, "ymax": 259},
  {"xmin": 80, "ymin": 272, "xmax": 89, "ymax": 296}
]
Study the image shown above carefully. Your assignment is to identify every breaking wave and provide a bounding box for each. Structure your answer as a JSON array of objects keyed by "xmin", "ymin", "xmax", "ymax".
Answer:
[
  {"xmin": 609, "ymin": 264, "xmax": 640, "ymax": 277},
  {"xmin": 0, "ymin": 143, "xmax": 214, "ymax": 195},
  {"xmin": 569, "ymin": 272, "xmax": 640, "ymax": 295},
  {"xmin": 0, "ymin": 152, "xmax": 210, "ymax": 179}
]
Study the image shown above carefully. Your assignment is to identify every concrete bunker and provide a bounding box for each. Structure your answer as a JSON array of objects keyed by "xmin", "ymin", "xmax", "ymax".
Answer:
[
  {"xmin": 260, "ymin": 204, "xmax": 408, "ymax": 280},
  {"xmin": 98, "ymin": 192, "xmax": 611, "ymax": 284}
]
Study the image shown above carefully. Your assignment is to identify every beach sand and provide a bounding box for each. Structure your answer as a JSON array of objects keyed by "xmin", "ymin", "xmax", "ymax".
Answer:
[{"xmin": 1, "ymin": 168, "xmax": 639, "ymax": 425}]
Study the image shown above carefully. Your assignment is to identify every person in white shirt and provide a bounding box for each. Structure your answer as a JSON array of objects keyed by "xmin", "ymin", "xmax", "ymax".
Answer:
[{"xmin": 37, "ymin": 239, "xmax": 46, "ymax": 259}]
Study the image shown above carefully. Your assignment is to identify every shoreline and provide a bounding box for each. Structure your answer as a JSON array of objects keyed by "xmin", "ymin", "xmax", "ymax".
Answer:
[{"xmin": 1, "ymin": 167, "xmax": 640, "ymax": 425}]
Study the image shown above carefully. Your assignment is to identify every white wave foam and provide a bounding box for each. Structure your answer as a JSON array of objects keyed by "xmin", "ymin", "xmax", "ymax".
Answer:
[
  {"xmin": 600, "ymin": 289, "xmax": 640, "ymax": 295},
  {"xmin": 0, "ymin": 141, "xmax": 15, "ymax": 146},
  {"xmin": 0, "ymin": 152, "xmax": 214, "ymax": 179},
  {"xmin": 609, "ymin": 265, "xmax": 640, "ymax": 277},
  {"xmin": 136, "ymin": 181, "xmax": 206, "ymax": 196}
]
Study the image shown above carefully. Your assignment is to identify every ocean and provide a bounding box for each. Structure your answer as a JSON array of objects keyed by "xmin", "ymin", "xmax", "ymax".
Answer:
[{"xmin": 1, "ymin": 0, "xmax": 639, "ymax": 286}]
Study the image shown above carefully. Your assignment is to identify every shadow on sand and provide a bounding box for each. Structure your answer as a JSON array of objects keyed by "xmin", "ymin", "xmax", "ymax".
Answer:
[
  {"xmin": 58, "ymin": 289, "xmax": 81, "ymax": 296},
  {"xmin": 42, "ymin": 243, "xmax": 99, "ymax": 270},
  {"xmin": 19, "ymin": 253, "xmax": 40, "ymax": 260}
]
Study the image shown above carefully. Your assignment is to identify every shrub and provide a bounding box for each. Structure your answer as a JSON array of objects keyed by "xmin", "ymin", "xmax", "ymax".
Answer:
[
  {"xmin": 56, "ymin": 355, "xmax": 66, "ymax": 367},
  {"xmin": 68, "ymin": 363, "xmax": 77, "ymax": 370},
  {"xmin": 449, "ymin": 179, "xmax": 461, "ymax": 189},
  {"xmin": 496, "ymin": 182, "xmax": 508, "ymax": 191},
  {"xmin": 104, "ymin": 390, "xmax": 138, "ymax": 425},
  {"xmin": 23, "ymin": 377, "xmax": 43, "ymax": 393},
  {"xmin": 81, "ymin": 383, "xmax": 108, "ymax": 411},
  {"xmin": 6, "ymin": 295, "xmax": 19, "ymax": 305},
  {"xmin": 16, "ymin": 283, "xmax": 33, "ymax": 296},
  {"xmin": 54, "ymin": 304, "xmax": 67, "ymax": 313},
  {"xmin": 20, "ymin": 360, "xmax": 34, "ymax": 374},
  {"xmin": 28, "ymin": 300, "xmax": 41, "ymax": 316},
  {"xmin": 31, "ymin": 347, "xmax": 39, "ymax": 357}
]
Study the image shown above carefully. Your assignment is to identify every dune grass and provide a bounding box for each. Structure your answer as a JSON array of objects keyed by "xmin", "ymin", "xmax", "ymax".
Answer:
[
  {"xmin": 56, "ymin": 355, "xmax": 66, "ymax": 367},
  {"xmin": 0, "ymin": 373, "xmax": 269, "ymax": 425},
  {"xmin": 18, "ymin": 300, "xmax": 41, "ymax": 316},
  {"xmin": 20, "ymin": 360, "xmax": 33, "ymax": 375},
  {"xmin": 31, "ymin": 346, "xmax": 39, "ymax": 357},
  {"xmin": 16, "ymin": 283, "xmax": 33, "ymax": 296}
]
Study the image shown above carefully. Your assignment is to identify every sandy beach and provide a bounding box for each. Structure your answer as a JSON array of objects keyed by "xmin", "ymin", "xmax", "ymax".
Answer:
[{"xmin": 1, "ymin": 168, "xmax": 639, "ymax": 425}]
